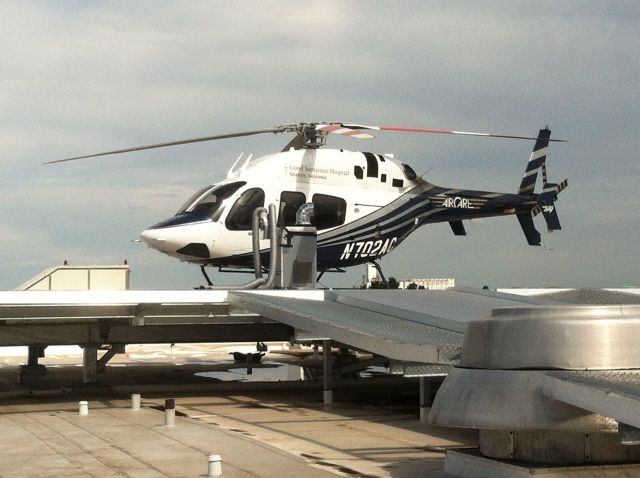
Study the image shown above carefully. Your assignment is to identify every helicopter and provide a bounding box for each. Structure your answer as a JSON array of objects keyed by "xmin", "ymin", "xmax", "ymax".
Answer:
[{"xmin": 49, "ymin": 122, "xmax": 567, "ymax": 285}]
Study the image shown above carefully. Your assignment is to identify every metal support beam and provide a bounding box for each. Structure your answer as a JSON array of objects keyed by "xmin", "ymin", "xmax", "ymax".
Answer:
[
  {"xmin": 83, "ymin": 346, "xmax": 98, "ymax": 384},
  {"xmin": 27, "ymin": 346, "xmax": 46, "ymax": 366},
  {"xmin": 331, "ymin": 355, "xmax": 387, "ymax": 379},
  {"xmin": 323, "ymin": 340, "xmax": 333, "ymax": 405},
  {"xmin": 0, "ymin": 322, "xmax": 292, "ymax": 347},
  {"xmin": 420, "ymin": 376, "xmax": 432, "ymax": 424},
  {"xmin": 96, "ymin": 344, "xmax": 125, "ymax": 373}
]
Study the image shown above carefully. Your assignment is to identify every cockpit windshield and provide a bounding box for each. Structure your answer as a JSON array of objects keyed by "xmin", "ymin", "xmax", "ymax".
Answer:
[
  {"xmin": 176, "ymin": 185, "xmax": 215, "ymax": 214},
  {"xmin": 176, "ymin": 181, "xmax": 246, "ymax": 219}
]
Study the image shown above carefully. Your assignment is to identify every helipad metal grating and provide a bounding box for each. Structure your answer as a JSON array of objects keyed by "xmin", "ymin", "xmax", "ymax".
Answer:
[
  {"xmin": 538, "ymin": 288, "xmax": 640, "ymax": 305},
  {"xmin": 230, "ymin": 292, "xmax": 463, "ymax": 364},
  {"xmin": 389, "ymin": 362, "xmax": 453, "ymax": 377},
  {"xmin": 327, "ymin": 288, "xmax": 560, "ymax": 334},
  {"xmin": 544, "ymin": 370, "xmax": 640, "ymax": 429}
]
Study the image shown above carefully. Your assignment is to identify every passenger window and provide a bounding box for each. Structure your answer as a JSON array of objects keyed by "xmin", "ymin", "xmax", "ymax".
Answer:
[
  {"xmin": 312, "ymin": 194, "xmax": 346, "ymax": 230},
  {"xmin": 225, "ymin": 188, "xmax": 265, "ymax": 230},
  {"xmin": 354, "ymin": 166, "xmax": 364, "ymax": 179},
  {"xmin": 279, "ymin": 191, "xmax": 306, "ymax": 227},
  {"xmin": 401, "ymin": 163, "xmax": 417, "ymax": 180},
  {"xmin": 364, "ymin": 152, "xmax": 378, "ymax": 177}
]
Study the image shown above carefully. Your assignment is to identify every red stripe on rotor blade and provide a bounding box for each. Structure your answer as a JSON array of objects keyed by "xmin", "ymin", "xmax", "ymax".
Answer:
[{"xmin": 318, "ymin": 125, "xmax": 341, "ymax": 132}]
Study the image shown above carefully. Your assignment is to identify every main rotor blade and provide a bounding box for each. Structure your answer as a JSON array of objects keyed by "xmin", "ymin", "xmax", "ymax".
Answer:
[
  {"xmin": 46, "ymin": 127, "xmax": 283, "ymax": 164},
  {"xmin": 341, "ymin": 123, "xmax": 567, "ymax": 142}
]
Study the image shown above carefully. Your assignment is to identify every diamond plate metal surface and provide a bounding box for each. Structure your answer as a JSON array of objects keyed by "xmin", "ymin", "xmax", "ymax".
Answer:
[
  {"xmin": 389, "ymin": 362, "xmax": 452, "ymax": 377},
  {"xmin": 546, "ymin": 370, "xmax": 640, "ymax": 401},
  {"xmin": 544, "ymin": 370, "xmax": 640, "ymax": 429},
  {"xmin": 237, "ymin": 294, "xmax": 463, "ymax": 346},
  {"xmin": 231, "ymin": 292, "xmax": 463, "ymax": 363}
]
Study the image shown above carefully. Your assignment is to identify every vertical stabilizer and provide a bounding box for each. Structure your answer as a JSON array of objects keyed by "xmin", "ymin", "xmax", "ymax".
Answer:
[
  {"xmin": 517, "ymin": 213, "xmax": 541, "ymax": 246},
  {"xmin": 515, "ymin": 127, "xmax": 568, "ymax": 244},
  {"xmin": 518, "ymin": 128, "xmax": 551, "ymax": 196}
]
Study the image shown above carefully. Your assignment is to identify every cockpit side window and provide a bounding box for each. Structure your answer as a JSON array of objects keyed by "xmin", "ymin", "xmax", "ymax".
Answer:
[
  {"xmin": 401, "ymin": 163, "xmax": 417, "ymax": 180},
  {"xmin": 311, "ymin": 193, "xmax": 346, "ymax": 230},
  {"xmin": 225, "ymin": 188, "xmax": 265, "ymax": 230},
  {"xmin": 179, "ymin": 181, "xmax": 247, "ymax": 219},
  {"xmin": 278, "ymin": 191, "xmax": 306, "ymax": 227}
]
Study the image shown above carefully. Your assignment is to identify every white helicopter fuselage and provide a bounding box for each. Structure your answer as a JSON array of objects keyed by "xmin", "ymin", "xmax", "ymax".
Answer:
[
  {"xmin": 50, "ymin": 121, "xmax": 564, "ymax": 276},
  {"xmin": 140, "ymin": 148, "xmax": 420, "ymax": 269}
]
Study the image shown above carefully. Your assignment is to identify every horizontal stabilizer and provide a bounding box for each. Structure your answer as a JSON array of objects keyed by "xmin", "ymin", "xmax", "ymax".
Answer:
[
  {"xmin": 556, "ymin": 178, "xmax": 568, "ymax": 193},
  {"xmin": 449, "ymin": 220, "xmax": 466, "ymax": 236}
]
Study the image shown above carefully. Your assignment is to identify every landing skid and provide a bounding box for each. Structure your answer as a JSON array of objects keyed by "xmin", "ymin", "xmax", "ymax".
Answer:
[
  {"xmin": 200, "ymin": 265, "xmax": 213, "ymax": 287},
  {"xmin": 316, "ymin": 267, "xmax": 346, "ymax": 282},
  {"xmin": 218, "ymin": 266, "xmax": 266, "ymax": 274},
  {"xmin": 370, "ymin": 260, "xmax": 389, "ymax": 288},
  {"xmin": 201, "ymin": 264, "xmax": 268, "ymax": 287}
]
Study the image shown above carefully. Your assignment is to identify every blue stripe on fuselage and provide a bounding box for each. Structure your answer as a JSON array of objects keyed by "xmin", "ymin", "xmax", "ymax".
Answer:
[{"xmin": 149, "ymin": 213, "xmax": 211, "ymax": 229}]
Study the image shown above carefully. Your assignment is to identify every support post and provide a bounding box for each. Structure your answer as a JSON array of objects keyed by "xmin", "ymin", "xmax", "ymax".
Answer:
[
  {"xmin": 165, "ymin": 398, "xmax": 176, "ymax": 427},
  {"xmin": 83, "ymin": 346, "xmax": 98, "ymax": 384},
  {"xmin": 419, "ymin": 377, "xmax": 432, "ymax": 424},
  {"xmin": 131, "ymin": 394, "xmax": 141, "ymax": 410},
  {"xmin": 246, "ymin": 354, "xmax": 253, "ymax": 375},
  {"xmin": 28, "ymin": 346, "xmax": 45, "ymax": 366},
  {"xmin": 323, "ymin": 340, "xmax": 333, "ymax": 406},
  {"xmin": 207, "ymin": 454, "xmax": 222, "ymax": 477},
  {"xmin": 18, "ymin": 346, "xmax": 48, "ymax": 383}
]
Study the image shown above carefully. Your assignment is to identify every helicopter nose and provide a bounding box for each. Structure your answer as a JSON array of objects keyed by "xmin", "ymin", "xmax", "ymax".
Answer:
[
  {"xmin": 140, "ymin": 223, "xmax": 212, "ymax": 260},
  {"xmin": 140, "ymin": 228, "xmax": 162, "ymax": 247},
  {"xmin": 140, "ymin": 228, "xmax": 177, "ymax": 254}
]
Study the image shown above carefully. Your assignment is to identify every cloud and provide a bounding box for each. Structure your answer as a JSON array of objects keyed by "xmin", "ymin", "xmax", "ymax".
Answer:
[{"xmin": 1, "ymin": 1, "xmax": 638, "ymax": 289}]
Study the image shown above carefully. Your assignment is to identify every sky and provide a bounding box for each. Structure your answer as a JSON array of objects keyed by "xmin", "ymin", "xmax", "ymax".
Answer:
[{"xmin": 1, "ymin": 1, "xmax": 639, "ymax": 290}]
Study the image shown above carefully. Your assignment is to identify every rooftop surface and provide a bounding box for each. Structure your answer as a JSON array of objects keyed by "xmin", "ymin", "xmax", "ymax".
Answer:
[{"xmin": 0, "ymin": 344, "xmax": 476, "ymax": 477}]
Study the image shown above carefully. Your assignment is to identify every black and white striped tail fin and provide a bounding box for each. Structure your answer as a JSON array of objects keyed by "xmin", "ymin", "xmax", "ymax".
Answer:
[
  {"xmin": 517, "ymin": 213, "xmax": 541, "ymax": 246},
  {"xmin": 518, "ymin": 128, "xmax": 551, "ymax": 196},
  {"xmin": 516, "ymin": 127, "xmax": 569, "ymax": 243}
]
